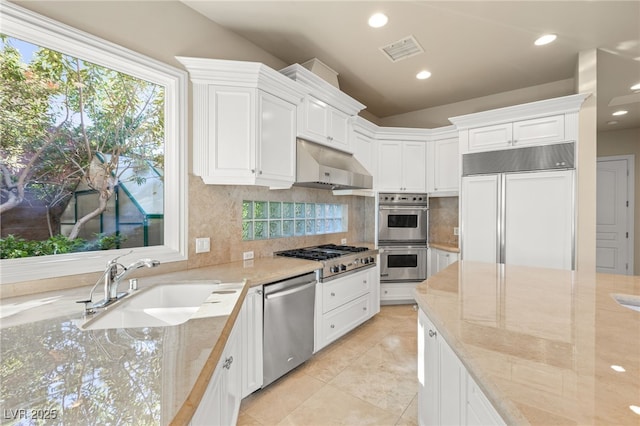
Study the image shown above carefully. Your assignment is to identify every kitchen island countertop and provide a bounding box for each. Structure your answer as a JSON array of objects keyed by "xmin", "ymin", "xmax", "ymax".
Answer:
[
  {"xmin": 0, "ymin": 256, "xmax": 321, "ymax": 425},
  {"xmin": 414, "ymin": 261, "xmax": 640, "ymax": 425}
]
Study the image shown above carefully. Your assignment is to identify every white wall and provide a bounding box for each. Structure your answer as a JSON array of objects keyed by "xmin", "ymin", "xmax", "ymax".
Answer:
[{"xmin": 379, "ymin": 79, "xmax": 575, "ymax": 128}]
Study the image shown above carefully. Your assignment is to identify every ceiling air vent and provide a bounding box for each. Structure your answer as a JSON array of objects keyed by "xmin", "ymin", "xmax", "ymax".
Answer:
[{"xmin": 380, "ymin": 35, "xmax": 424, "ymax": 62}]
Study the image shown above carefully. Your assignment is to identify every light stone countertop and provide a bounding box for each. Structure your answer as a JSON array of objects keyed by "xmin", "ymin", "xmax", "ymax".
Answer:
[
  {"xmin": 0, "ymin": 256, "xmax": 321, "ymax": 425},
  {"xmin": 414, "ymin": 260, "xmax": 640, "ymax": 425},
  {"xmin": 428, "ymin": 242, "xmax": 460, "ymax": 253}
]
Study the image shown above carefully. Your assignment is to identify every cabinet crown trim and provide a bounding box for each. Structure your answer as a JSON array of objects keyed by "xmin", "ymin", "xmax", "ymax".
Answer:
[
  {"xmin": 280, "ymin": 63, "xmax": 365, "ymax": 115},
  {"xmin": 176, "ymin": 56, "xmax": 306, "ymax": 105},
  {"xmin": 449, "ymin": 93, "xmax": 590, "ymax": 129}
]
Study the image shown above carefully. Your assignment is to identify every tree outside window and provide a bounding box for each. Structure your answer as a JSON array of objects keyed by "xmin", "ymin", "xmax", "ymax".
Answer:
[{"xmin": 0, "ymin": 36, "xmax": 165, "ymax": 259}]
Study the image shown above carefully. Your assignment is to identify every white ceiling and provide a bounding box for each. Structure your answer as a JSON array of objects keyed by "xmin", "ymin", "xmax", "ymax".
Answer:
[{"xmin": 182, "ymin": 1, "xmax": 640, "ymax": 130}]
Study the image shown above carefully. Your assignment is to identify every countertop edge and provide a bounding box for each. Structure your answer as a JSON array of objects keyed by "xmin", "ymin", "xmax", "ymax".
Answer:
[
  {"xmin": 429, "ymin": 242, "xmax": 460, "ymax": 253},
  {"xmin": 170, "ymin": 283, "xmax": 249, "ymax": 425}
]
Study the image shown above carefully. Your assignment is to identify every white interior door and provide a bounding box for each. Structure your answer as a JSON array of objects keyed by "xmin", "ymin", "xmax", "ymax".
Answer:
[
  {"xmin": 504, "ymin": 170, "xmax": 574, "ymax": 270},
  {"xmin": 597, "ymin": 156, "xmax": 634, "ymax": 274}
]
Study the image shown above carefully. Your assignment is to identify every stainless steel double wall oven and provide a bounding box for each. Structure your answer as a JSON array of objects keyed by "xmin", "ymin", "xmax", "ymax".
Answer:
[{"xmin": 378, "ymin": 193, "xmax": 429, "ymax": 283}]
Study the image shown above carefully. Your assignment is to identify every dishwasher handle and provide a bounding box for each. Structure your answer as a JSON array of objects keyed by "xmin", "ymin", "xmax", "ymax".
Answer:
[{"xmin": 264, "ymin": 280, "xmax": 316, "ymax": 300}]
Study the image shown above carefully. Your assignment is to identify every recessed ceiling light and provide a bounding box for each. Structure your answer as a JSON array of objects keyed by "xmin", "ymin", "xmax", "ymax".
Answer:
[
  {"xmin": 416, "ymin": 70, "xmax": 431, "ymax": 80},
  {"xmin": 368, "ymin": 13, "xmax": 388, "ymax": 28},
  {"xmin": 631, "ymin": 405, "xmax": 640, "ymax": 415},
  {"xmin": 631, "ymin": 83, "xmax": 640, "ymax": 91},
  {"xmin": 611, "ymin": 365, "xmax": 626, "ymax": 372},
  {"xmin": 612, "ymin": 110, "xmax": 628, "ymax": 116},
  {"xmin": 607, "ymin": 120, "xmax": 619, "ymax": 125},
  {"xmin": 534, "ymin": 34, "xmax": 557, "ymax": 46}
]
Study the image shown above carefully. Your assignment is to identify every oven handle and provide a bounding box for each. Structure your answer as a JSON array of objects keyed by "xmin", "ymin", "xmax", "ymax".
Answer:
[{"xmin": 379, "ymin": 206, "xmax": 428, "ymax": 211}]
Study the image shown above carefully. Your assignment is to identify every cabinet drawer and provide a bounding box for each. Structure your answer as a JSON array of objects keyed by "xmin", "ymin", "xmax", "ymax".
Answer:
[
  {"xmin": 322, "ymin": 270, "xmax": 371, "ymax": 313},
  {"xmin": 320, "ymin": 294, "xmax": 371, "ymax": 346},
  {"xmin": 380, "ymin": 282, "xmax": 418, "ymax": 302}
]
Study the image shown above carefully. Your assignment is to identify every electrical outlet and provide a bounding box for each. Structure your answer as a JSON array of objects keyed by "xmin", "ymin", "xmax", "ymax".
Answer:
[
  {"xmin": 243, "ymin": 251, "xmax": 254, "ymax": 260},
  {"xmin": 341, "ymin": 238, "xmax": 347, "ymax": 245},
  {"xmin": 195, "ymin": 237, "xmax": 210, "ymax": 253},
  {"xmin": 453, "ymin": 227, "xmax": 459, "ymax": 236}
]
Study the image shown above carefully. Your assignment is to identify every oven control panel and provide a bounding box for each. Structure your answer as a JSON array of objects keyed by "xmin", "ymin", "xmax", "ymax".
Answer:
[{"xmin": 379, "ymin": 193, "xmax": 428, "ymax": 205}]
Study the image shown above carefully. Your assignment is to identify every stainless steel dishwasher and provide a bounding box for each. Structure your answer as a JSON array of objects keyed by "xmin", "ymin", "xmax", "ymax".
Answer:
[{"xmin": 262, "ymin": 271, "xmax": 317, "ymax": 387}]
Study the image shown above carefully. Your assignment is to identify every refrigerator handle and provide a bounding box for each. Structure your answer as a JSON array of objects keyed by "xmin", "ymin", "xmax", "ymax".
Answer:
[{"xmin": 498, "ymin": 174, "xmax": 506, "ymax": 264}]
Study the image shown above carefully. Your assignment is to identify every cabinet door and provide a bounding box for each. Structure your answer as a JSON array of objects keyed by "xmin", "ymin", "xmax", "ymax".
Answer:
[
  {"xmin": 418, "ymin": 309, "xmax": 439, "ymax": 426},
  {"xmin": 377, "ymin": 140, "xmax": 404, "ymax": 191},
  {"xmin": 380, "ymin": 282, "xmax": 418, "ymax": 302},
  {"xmin": 467, "ymin": 123, "xmax": 512, "ymax": 152},
  {"xmin": 241, "ymin": 286, "xmax": 263, "ymax": 397},
  {"xmin": 504, "ymin": 170, "xmax": 574, "ymax": 270},
  {"xmin": 299, "ymin": 95, "xmax": 329, "ymax": 143},
  {"xmin": 436, "ymin": 250, "xmax": 458, "ymax": 273},
  {"xmin": 402, "ymin": 141, "xmax": 427, "ymax": 192},
  {"xmin": 439, "ymin": 335, "xmax": 464, "ymax": 426},
  {"xmin": 512, "ymin": 114, "xmax": 564, "ymax": 148},
  {"xmin": 466, "ymin": 375, "xmax": 506, "ymax": 426},
  {"xmin": 191, "ymin": 322, "xmax": 242, "ymax": 426},
  {"xmin": 220, "ymin": 324, "xmax": 242, "ymax": 426},
  {"xmin": 461, "ymin": 175, "xmax": 499, "ymax": 263},
  {"xmin": 433, "ymin": 137, "xmax": 460, "ymax": 192},
  {"xmin": 328, "ymin": 107, "xmax": 350, "ymax": 150},
  {"xmin": 208, "ymin": 86, "xmax": 256, "ymax": 179},
  {"xmin": 352, "ymin": 132, "xmax": 376, "ymax": 177},
  {"xmin": 257, "ymin": 91, "xmax": 296, "ymax": 187}
]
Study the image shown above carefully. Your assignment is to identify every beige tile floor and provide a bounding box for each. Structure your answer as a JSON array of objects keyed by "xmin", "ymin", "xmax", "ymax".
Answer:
[{"xmin": 237, "ymin": 305, "xmax": 419, "ymax": 426}]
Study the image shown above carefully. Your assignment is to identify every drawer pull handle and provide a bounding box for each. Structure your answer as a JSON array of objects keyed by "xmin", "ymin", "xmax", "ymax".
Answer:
[
  {"xmin": 428, "ymin": 330, "xmax": 437, "ymax": 338},
  {"xmin": 331, "ymin": 292, "xmax": 335, "ymax": 296},
  {"xmin": 330, "ymin": 324, "xmax": 335, "ymax": 329},
  {"xmin": 223, "ymin": 356, "xmax": 234, "ymax": 369}
]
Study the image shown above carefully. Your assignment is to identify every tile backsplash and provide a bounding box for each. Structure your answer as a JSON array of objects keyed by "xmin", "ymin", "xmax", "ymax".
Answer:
[{"xmin": 429, "ymin": 196, "xmax": 459, "ymax": 246}]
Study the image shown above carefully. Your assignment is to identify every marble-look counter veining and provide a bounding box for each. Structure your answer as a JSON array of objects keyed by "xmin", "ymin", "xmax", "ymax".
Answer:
[
  {"xmin": 415, "ymin": 261, "xmax": 640, "ymax": 425},
  {"xmin": 0, "ymin": 256, "xmax": 321, "ymax": 425}
]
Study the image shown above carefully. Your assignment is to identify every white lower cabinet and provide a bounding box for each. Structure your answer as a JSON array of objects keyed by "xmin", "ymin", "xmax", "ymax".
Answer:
[
  {"xmin": 418, "ymin": 308, "xmax": 505, "ymax": 426},
  {"xmin": 190, "ymin": 320, "xmax": 242, "ymax": 426},
  {"xmin": 240, "ymin": 286, "xmax": 263, "ymax": 397},
  {"xmin": 315, "ymin": 266, "xmax": 379, "ymax": 351},
  {"xmin": 429, "ymin": 248, "xmax": 459, "ymax": 277},
  {"xmin": 380, "ymin": 282, "xmax": 418, "ymax": 303}
]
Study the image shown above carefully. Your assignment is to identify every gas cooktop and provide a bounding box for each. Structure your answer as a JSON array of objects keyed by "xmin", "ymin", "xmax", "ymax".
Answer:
[{"xmin": 276, "ymin": 244, "xmax": 377, "ymax": 281}]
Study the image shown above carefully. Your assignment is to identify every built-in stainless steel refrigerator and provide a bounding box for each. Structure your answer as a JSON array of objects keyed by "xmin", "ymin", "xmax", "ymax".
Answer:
[{"xmin": 460, "ymin": 142, "xmax": 575, "ymax": 270}]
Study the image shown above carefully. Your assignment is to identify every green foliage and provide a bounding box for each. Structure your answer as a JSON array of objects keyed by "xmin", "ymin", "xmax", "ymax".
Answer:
[
  {"xmin": 0, "ymin": 35, "xmax": 165, "ymax": 247},
  {"xmin": 0, "ymin": 233, "xmax": 126, "ymax": 259}
]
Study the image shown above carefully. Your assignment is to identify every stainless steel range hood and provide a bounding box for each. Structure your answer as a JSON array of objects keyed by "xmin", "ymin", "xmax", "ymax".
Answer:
[{"xmin": 295, "ymin": 139, "xmax": 373, "ymax": 190}]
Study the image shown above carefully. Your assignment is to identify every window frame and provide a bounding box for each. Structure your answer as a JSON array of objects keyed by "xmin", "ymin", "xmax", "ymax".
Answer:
[{"xmin": 0, "ymin": 2, "xmax": 188, "ymax": 284}]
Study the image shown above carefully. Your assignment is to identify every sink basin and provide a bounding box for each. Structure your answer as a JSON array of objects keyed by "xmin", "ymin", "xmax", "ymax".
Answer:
[
  {"xmin": 79, "ymin": 282, "xmax": 244, "ymax": 330},
  {"xmin": 611, "ymin": 293, "xmax": 640, "ymax": 313}
]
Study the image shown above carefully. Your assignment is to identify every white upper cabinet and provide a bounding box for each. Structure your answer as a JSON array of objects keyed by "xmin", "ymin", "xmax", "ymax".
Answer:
[
  {"xmin": 466, "ymin": 114, "xmax": 565, "ymax": 152},
  {"xmin": 451, "ymin": 94, "xmax": 589, "ymax": 154},
  {"xmin": 377, "ymin": 139, "xmax": 427, "ymax": 192},
  {"xmin": 350, "ymin": 117, "xmax": 377, "ymax": 177},
  {"xmin": 280, "ymin": 63, "xmax": 365, "ymax": 153},
  {"xmin": 427, "ymin": 127, "xmax": 460, "ymax": 194},
  {"xmin": 298, "ymin": 95, "xmax": 351, "ymax": 150},
  {"xmin": 176, "ymin": 57, "xmax": 307, "ymax": 188}
]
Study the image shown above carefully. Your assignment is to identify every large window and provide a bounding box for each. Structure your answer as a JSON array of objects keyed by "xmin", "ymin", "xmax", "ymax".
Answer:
[{"xmin": 0, "ymin": 3, "xmax": 187, "ymax": 284}]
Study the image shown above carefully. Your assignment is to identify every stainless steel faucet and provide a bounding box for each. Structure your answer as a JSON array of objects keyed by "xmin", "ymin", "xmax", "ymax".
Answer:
[{"xmin": 77, "ymin": 253, "xmax": 160, "ymax": 314}]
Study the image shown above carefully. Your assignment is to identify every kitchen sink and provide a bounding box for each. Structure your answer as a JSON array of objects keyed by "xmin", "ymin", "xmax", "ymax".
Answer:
[
  {"xmin": 611, "ymin": 293, "xmax": 640, "ymax": 313},
  {"xmin": 78, "ymin": 282, "xmax": 244, "ymax": 330}
]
